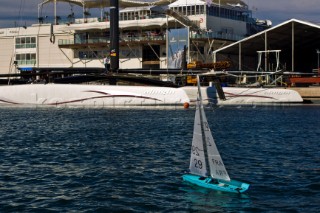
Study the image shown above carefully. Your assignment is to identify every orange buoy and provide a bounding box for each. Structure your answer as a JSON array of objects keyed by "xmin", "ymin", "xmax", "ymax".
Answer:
[{"xmin": 184, "ymin": 102, "xmax": 190, "ymax": 109}]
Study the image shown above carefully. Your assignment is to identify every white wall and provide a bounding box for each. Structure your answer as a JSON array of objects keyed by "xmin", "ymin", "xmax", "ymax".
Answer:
[
  {"xmin": 0, "ymin": 37, "xmax": 14, "ymax": 75},
  {"xmin": 38, "ymin": 34, "xmax": 73, "ymax": 68}
]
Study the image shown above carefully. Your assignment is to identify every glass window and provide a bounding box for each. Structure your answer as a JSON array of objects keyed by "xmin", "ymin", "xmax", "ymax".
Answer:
[{"xmin": 15, "ymin": 36, "xmax": 36, "ymax": 49}]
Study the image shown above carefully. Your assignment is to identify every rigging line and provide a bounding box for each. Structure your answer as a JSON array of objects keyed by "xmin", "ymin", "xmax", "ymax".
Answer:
[
  {"xmin": 17, "ymin": 0, "xmax": 23, "ymax": 26},
  {"xmin": 87, "ymin": 46, "xmax": 100, "ymax": 60},
  {"xmin": 34, "ymin": 0, "xmax": 49, "ymax": 69},
  {"xmin": 8, "ymin": 0, "xmax": 26, "ymax": 84},
  {"xmin": 206, "ymin": 39, "xmax": 215, "ymax": 61},
  {"xmin": 191, "ymin": 40, "xmax": 205, "ymax": 61},
  {"xmin": 147, "ymin": 43, "xmax": 164, "ymax": 62},
  {"xmin": 58, "ymin": 48, "xmax": 74, "ymax": 65},
  {"xmin": 126, "ymin": 44, "xmax": 142, "ymax": 62}
]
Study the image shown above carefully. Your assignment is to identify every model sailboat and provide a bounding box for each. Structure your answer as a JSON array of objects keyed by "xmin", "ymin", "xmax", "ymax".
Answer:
[{"xmin": 182, "ymin": 75, "xmax": 250, "ymax": 193}]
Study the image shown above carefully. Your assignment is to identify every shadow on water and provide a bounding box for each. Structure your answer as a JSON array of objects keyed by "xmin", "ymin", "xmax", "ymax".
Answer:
[{"xmin": 180, "ymin": 183, "xmax": 251, "ymax": 212}]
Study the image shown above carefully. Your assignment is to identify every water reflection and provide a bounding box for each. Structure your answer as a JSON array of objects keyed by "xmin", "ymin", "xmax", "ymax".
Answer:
[{"xmin": 180, "ymin": 183, "xmax": 251, "ymax": 212}]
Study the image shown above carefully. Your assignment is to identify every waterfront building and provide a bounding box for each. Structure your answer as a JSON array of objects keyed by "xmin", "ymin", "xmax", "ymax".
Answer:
[{"xmin": 0, "ymin": 0, "xmax": 271, "ymax": 75}]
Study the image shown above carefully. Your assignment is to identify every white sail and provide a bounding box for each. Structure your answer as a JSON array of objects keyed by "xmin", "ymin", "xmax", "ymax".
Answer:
[
  {"xmin": 188, "ymin": 93, "xmax": 208, "ymax": 177},
  {"xmin": 197, "ymin": 75, "xmax": 230, "ymax": 181},
  {"xmin": 201, "ymin": 107, "xmax": 230, "ymax": 181}
]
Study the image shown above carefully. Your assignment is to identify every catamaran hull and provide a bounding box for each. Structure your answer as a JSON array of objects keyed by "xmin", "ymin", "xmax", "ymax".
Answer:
[
  {"xmin": 220, "ymin": 87, "xmax": 303, "ymax": 105},
  {"xmin": 0, "ymin": 84, "xmax": 190, "ymax": 108},
  {"xmin": 182, "ymin": 86, "xmax": 303, "ymax": 106},
  {"xmin": 182, "ymin": 174, "xmax": 250, "ymax": 194}
]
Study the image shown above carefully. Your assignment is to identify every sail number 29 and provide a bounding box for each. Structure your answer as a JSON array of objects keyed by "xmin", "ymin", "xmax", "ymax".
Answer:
[{"xmin": 193, "ymin": 159, "xmax": 203, "ymax": 169}]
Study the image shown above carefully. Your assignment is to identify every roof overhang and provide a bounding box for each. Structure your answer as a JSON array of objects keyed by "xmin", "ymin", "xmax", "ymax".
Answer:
[
  {"xmin": 213, "ymin": 19, "xmax": 320, "ymax": 55},
  {"xmin": 39, "ymin": 0, "xmax": 176, "ymax": 8},
  {"xmin": 212, "ymin": 19, "xmax": 320, "ymax": 72},
  {"xmin": 58, "ymin": 17, "xmax": 169, "ymax": 31}
]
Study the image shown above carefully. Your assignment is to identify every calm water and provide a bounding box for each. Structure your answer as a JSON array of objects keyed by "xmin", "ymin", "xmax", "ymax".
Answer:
[{"xmin": 0, "ymin": 106, "xmax": 319, "ymax": 212}]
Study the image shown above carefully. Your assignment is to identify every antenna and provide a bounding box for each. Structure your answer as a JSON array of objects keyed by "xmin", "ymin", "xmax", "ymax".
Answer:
[{"xmin": 316, "ymin": 49, "xmax": 320, "ymax": 70}]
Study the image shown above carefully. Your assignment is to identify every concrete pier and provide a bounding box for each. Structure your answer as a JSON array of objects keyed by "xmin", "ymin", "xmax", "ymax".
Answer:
[{"xmin": 289, "ymin": 87, "xmax": 320, "ymax": 103}]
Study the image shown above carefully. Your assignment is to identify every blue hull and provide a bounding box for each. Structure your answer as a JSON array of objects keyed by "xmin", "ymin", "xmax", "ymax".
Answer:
[{"xmin": 182, "ymin": 174, "xmax": 249, "ymax": 193}]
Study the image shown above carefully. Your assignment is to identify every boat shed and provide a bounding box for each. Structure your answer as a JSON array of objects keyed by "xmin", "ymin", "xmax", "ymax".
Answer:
[{"xmin": 212, "ymin": 19, "xmax": 320, "ymax": 73}]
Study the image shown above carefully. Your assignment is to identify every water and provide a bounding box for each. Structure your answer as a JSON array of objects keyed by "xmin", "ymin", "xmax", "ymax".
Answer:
[{"xmin": 0, "ymin": 106, "xmax": 319, "ymax": 212}]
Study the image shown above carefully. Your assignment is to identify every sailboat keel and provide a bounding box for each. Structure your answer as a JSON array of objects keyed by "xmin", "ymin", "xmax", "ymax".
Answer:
[{"xmin": 182, "ymin": 174, "xmax": 250, "ymax": 194}]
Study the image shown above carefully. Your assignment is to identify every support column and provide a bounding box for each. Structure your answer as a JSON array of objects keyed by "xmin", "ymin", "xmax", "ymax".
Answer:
[
  {"xmin": 292, "ymin": 22, "xmax": 295, "ymax": 72},
  {"xmin": 110, "ymin": 0, "xmax": 119, "ymax": 72},
  {"xmin": 239, "ymin": 42, "xmax": 241, "ymax": 70},
  {"xmin": 264, "ymin": 32, "xmax": 267, "ymax": 71},
  {"xmin": 54, "ymin": 0, "xmax": 57, "ymax": 25}
]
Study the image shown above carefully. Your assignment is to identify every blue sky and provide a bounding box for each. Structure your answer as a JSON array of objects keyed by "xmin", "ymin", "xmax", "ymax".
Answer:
[
  {"xmin": 242, "ymin": 0, "xmax": 320, "ymax": 25},
  {"xmin": 0, "ymin": 0, "xmax": 319, "ymax": 28}
]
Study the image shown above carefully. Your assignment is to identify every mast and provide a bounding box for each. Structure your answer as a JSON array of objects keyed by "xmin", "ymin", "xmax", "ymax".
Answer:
[
  {"xmin": 54, "ymin": 0, "xmax": 57, "ymax": 25},
  {"xmin": 188, "ymin": 76, "xmax": 208, "ymax": 177},
  {"xmin": 197, "ymin": 75, "xmax": 211, "ymax": 176},
  {"xmin": 110, "ymin": 0, "xmax": 119, "ymax": 72},
  {"xmin": 197, "ymin": 75, "xmax": 230, "ymax": 181}
]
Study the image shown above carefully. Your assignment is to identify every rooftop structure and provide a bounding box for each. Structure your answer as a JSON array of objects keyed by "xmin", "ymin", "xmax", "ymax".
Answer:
[
  {"xmin": 213, "ymin": 19, "xmax": 320, "ymax": 73},
  {"xmin": 212, "ymin": 19, "xmax": 320, "ymax": 86}
]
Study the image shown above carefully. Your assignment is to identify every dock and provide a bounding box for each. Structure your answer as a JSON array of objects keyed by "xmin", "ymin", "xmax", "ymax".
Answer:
[{"xmin": 289, "ymin": 87, "xmax": 320, "ymax": 103}]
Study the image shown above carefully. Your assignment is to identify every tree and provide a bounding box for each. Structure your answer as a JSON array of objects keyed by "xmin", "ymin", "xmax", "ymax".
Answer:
[
  {"xmin": 104, "ymin": 11, "xmax": 110, "ymax": 21},
  {"xmin": 55, "ymin": 16, "xmax": 61, "ymax": 25},
  {"xmin": 38, "ymin": 17, "xmax": 44, "ymax": 24},
  {"xmin": 84, "ymin": 10, "xmax": 91, "ymax": 23},
  {"xmin": 67, "ymin": 12, "xmax": 75, "ymax": 23}
]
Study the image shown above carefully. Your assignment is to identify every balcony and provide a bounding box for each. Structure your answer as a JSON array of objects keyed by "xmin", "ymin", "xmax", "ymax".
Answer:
[
  {"xmin": 16, "ymin": 59, "xmax": 36, "ymax": 66},
  {"xmin": 191, "ymin": 31, "xmax": 244, "ymax": 41},
  {"xmin": 15, "ymin": 44, "xmax": 37, "ymax": 49},
  {"xmin": 58, "ymin": 34, "xmax": 166, "ymax": 48}
]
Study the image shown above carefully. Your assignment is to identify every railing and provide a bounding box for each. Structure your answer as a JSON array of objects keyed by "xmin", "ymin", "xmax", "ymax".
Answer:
[
  {"xmin": 191, "ymin": 31, "xmax": 244, "ymax": 41},
  {"xmin": 122, "ymin": 35, "xmax": 165, "ymax": 42},
  {"xmin": 86, "ymin": 38, "xmax": 110, "ymax": 44},
  {"xmin": 58, "ymin": 39, "xmax": 74, "ymax": 45},
  {"xmin": 16, "ymin": 59, "xmax": 36, "ymax": 65},
  {"xmin": 58, "ymin": 32, "xmax": 242, "ymax": 47},
  {"xmin": 15, "ymin": 44, "xmax": 37, "ymax": 49},
  {"xmin": 39, "ymin": 14, "xmax": 168, "ymax": 26},
  {"xmin": 59, "ymin": 35, "xmax": 165, "ymax": 46},
  {"xmin": 119, "ymin": 14, "xmax": 166, "ymax": 21}
]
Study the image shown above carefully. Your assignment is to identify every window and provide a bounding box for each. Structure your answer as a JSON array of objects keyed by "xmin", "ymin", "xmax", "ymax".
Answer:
[
  {"xmin": 207, "ymin": 5, "xmax": 251, "ymax": 22},
  {"xmin": 78, "ymin": 51, "xmax": 100, "ymax": 59},
  {"xmin": 15, "ymin": 53, "xmax": 36, "ymax": 65},
  {"xmin": 15, "ymin": 36, "xmax": 36, "ymax": 49}
]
